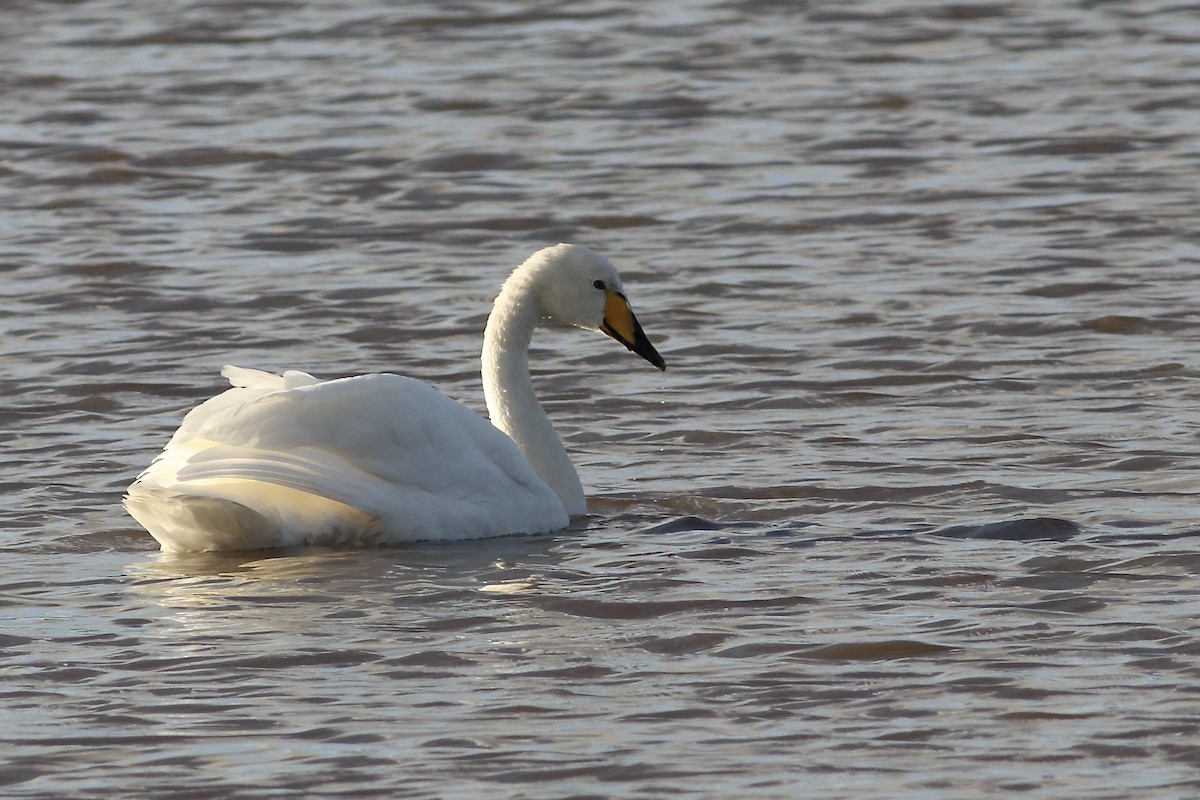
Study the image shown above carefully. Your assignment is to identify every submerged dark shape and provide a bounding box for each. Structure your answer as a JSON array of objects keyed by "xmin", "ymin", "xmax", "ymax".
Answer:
[{"xmin": 930, "ymin": 517, "xmax": 1080, "ymax": 542}]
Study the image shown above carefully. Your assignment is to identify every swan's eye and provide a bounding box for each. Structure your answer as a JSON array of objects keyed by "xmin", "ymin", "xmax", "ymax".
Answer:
[{"xmin": 592, "ymin": 279, "xmax": 606, "ymax": 291}]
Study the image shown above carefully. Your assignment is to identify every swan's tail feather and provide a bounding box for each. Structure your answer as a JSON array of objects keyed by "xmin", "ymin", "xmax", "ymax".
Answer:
[
  {"xmin": 125, "ymin": 480, "xmax": 381, "ymax": 552},
  {"xmin": 220, "ymin": 365, "xmax": 319, "ymax": 391},
  {"xmin": 124, "ymin": 486, "xmax": 277, "ymax": 552}
]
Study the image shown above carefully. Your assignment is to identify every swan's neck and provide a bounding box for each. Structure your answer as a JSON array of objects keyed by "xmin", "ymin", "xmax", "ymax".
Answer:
[{"xmin": 482, "ymin": 275, "xmax": 586, "ymax": 517}]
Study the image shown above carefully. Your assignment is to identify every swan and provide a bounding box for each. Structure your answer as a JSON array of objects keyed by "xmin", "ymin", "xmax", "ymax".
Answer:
[{"xmin": 124, "ymin": 243, "xmax": 666, "ymax": 552}]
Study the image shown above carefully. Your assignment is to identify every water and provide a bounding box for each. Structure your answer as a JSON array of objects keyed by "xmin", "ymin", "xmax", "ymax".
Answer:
[{"xmin": 4, "ymin": 0, "xmax": 1200, "ymax": 796}]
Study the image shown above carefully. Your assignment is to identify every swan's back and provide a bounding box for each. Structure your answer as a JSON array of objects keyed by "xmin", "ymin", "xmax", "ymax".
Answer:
[{"xmin": 125, "ymin": 367, "xmax": 568, "ymax": 551}]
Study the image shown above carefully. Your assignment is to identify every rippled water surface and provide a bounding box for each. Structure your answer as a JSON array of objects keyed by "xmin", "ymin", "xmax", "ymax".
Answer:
[{"xmin": 5, "ymin": 0, "xmax": 1200, "ymax": 797}]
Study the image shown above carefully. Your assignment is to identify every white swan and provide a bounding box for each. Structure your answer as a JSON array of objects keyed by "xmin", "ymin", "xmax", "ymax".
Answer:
[{"xmin": 124, "ymin": 243, "xmax": 666, "ymax": 552}]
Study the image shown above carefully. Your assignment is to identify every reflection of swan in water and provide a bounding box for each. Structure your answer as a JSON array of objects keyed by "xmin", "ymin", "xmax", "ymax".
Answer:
[
  {"xmin": 124, "ymin": 551, "xmax": 394, "ymax": 639},
  {"xmin": 125, "ymin": 244, "xmax": 665, "ymax": 552},
  {"xmin": 127, "ymin": 553, "xmax": 312, "ymax": 611},
  {"xmin": 126, "ymin": 534, "xmax": 569, "ymax": 627}
]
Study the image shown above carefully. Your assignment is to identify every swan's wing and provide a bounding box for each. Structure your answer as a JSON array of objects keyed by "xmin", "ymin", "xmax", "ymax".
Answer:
[
  {"xmin": 133, "ymin": 371, "xmax": 567, "ymax": 545},
  {"xmin": 164, "ymin": 366, "xmax": 317, "ymax": 447}
]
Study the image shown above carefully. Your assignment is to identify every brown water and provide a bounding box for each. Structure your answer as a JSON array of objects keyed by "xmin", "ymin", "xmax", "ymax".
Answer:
[{"xmin": 4, "ymin": 0, "xmax": 1200, "ymax": 797}]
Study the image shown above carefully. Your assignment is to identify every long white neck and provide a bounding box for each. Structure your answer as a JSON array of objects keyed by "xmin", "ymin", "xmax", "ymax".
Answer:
[{"xmin": 482, "ymin": 269, "xmax": 587, "ymax": 517}]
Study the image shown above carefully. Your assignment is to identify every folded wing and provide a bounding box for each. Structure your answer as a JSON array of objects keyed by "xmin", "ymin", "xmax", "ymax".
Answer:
[{"xmin": 126, "ymin": 369, "xmax": 568, "ymax": 551}]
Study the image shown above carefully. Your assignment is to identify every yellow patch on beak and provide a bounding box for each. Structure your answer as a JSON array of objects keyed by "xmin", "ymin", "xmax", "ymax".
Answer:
[
  {"xmin": 601, "ymin": 290, "xmax": 666, "ymax": 371},
  {"xmin": 603, "ymin": 291, "xmax": 637, "ymax": 344}
]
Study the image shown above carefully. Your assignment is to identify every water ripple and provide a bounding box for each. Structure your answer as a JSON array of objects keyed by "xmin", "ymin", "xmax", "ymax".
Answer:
[{"xmin": 4, "ymin": 0, "xmax": 1200, "ymax": 797}]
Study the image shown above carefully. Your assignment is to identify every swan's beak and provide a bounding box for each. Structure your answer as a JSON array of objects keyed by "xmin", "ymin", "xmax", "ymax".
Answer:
[{"xmin": 601, "ymin": 291, "xmax": 666, "ymax": 371}]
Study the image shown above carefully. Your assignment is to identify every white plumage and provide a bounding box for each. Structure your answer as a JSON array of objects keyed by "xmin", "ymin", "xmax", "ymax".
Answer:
[{"xmin": 125, "ymin": 244, "xmax": 666, "ymax": 552}]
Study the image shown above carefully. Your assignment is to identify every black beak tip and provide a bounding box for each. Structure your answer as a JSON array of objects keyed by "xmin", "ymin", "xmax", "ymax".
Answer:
[
  {"xmin": 603, "ymin": 320, "xmax": 666, "ymax": 372},
  {"xmin": 632, "ymin": 332, "xmax": 666, "ymax": 372}
]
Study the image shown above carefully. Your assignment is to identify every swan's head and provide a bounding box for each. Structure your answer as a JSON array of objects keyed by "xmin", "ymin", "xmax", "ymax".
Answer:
[{"xmin": 529, "ymin": 243, "xmax": 666, "ymax": 371}]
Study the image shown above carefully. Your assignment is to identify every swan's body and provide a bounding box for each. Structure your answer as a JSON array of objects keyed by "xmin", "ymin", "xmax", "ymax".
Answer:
[{"xmin": 125, "ymin": 244, "xmax": 665, "ymax": 552}]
